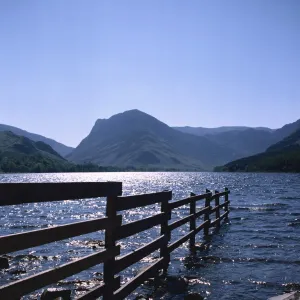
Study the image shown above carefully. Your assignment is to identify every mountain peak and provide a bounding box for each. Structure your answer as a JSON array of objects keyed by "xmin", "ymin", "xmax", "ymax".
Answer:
[
  {"xmin": 110, "ymin": 109, "xmax": 153, "ymax": 119},
  {"xmin": 94, "ymin": 109, "xmax": 151, "ymax": 124},
  {"xmin": 121, "ymin": 109, "xmax": 144, "ymax": 114},
  {"xmin": 92, "ymin": 109, "xmax": 167, "ymax": 135},
  {"xmin": 69, "ymin": 109, "xmax": 237, "ymax": 170}
]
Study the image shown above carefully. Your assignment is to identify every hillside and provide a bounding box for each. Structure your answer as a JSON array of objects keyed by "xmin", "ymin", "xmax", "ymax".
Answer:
[
  {"xmin": 267, "ymin": 128, "xmax": 300, "ymax": 152},
  {"xmin": 68, "ymin": 110, "xmax": 237, "ymax": 171},
  {"xmin": 0, "ymin": 124, "xmax": 74, "ymax": 157},
  {"xmin": 0, "ymin": 131, "xmax": 72, "ymax": 173},
  {"xmin": 272, "ymin": 119, "xmax": 300, "ymax": 141},
  {"xmin": 205, "ymin": 129, "xmax": 278, "ymax": 158},
  {"xmin": 174, "ymin": 126, "xmax": 274, "ymax": 136},
  {"xmin": 215, "ymin": 129, "xmax": 300, "ymax": 172},
  {"xmin": 175, "ymin": 119, "xmax": 300, "ymax": 159}
]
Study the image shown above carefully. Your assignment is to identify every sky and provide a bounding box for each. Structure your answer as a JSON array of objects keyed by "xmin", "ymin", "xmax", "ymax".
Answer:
[{"xmin": 0, "ymin": 0, "xmax": 299, "ymax": 147}]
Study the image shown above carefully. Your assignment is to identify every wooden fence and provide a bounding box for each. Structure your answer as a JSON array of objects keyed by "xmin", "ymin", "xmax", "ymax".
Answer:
[{"xmin": 0, "ymin": 182, "xmax": 230, "ymax": 299}]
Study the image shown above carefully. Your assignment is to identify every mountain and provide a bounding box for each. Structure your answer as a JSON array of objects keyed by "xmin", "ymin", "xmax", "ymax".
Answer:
[
  {"xmin": 175, "ymin": 119, "xmax": 300, "ymax": 160},
  {"xmin": 272, "ymin": 119, "xmax": 300, "ymax": 141},
  {"xmin": 68, "ymin": 109, "xmax": 237, "ymax": 171},
  {"xmin": 267, "ymin": 128, "xmax": 300, "ymax": 153},
  {"xmin": 0, "ymin": 131, "xmax": 73, "ymax": 172},
  {"xmin": 174, "ymin": 126, "xmax": 274, "ymax": 136},
  {"xmin": 204, "ymin": 129, "xmax": 278, "ymax": 158},
  {"xmin": 215, "ymin": 128, "xmax": 300, "ymax": 172},
  {"xmin": 0, "ymin": 124, "xmax": 74, "ymax": 157},
  {"xmin": 0, "ymin": 131, "xmax": 145, "ymax": 173}
]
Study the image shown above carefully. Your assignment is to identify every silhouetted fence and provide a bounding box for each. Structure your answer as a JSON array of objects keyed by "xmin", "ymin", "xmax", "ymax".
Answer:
[{"xmin": 0, "ymin": 182, "xmax": 230, "ymax": 299}]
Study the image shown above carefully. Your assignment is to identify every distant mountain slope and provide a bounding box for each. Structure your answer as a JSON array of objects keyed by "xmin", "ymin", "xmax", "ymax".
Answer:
[
  {"xmin": 174, "ymin": 126, "xmax": 274, "ymax": 136},
  {"xmin": 272, "ymin": 119, "xmax": 300, "ymax": 141},
  {"xmin": 205, "ymin": 129, "xmax": 278, "ymax": 158},
  {"xmin": 267, "ymin": 128, "xmax": 300, "ymax": 152},
  {"xmin": 68, "ymin": 110, "xmax": 237, "ymax": 170},
  {"xmin": 0, "ymin": 124, "xmax": 74, "ymax": 157},
  {"xmin": 175, "ymin": 119, "xmax": 300, "ymax": 159},
  {"xmin": 0, "ymin": 131, "xmax": 74, "ymax": 172},
  {"xmin": 215, "ymin": 128, "xmax": 300, "ymax": 172}
]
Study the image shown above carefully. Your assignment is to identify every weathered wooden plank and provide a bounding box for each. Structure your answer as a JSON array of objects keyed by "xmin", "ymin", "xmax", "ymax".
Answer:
[
  {"xmin": 195, "ymin": 220, "xmax": 209, "ymax": 235},
  {"xmin": 197, "ymin": 206, "xmax": 210, "ymax": 216},
  {"xmin": 210, "ymin": 218, "xmax": 220, "ymax": 227},
  {"xmin": 113, "ymin": 257, "xmax": 164, "ymax": 300},
  {"xmin": 168, "ymin": 206, "xmax": 210, "ymax": 232},
  {"xmin": 77, "ymin": 283, "xmax": 106, "ymax": 300},
  {"xmin": 220, "ymin": 211, "xmax": 229, "ymax": 220},
  {"xmin": 211, "ymin": 205, "xmax": 220, "ymax": 213},
  {"xmin": 0, "ymin": 216, "xmax": 121, "ymax": 255},
  {"xmin": 115, "ymin": 191, "xmax": 172, "ymax": 211},
  {"xmin": 115, "ymin": 213, "xmax": 165, "ymax": 240},
  {"xmin": 204, "ymin": 194, "xmax": 211, "ymax": 236},
  {"xmin": 169, "ymin": 214, "xmax": 193, "ymax": 232},
  {"xmin": 76, "ymin": 277, "xmax": 120, "ymax": 300},
  {"xmin": 224, "ymin": 188, "xmax": 230, "ymax": 218},
  {"xmin": 210, "ymin": 190, "xmax": 230, "ymax": 200},
  {"xmin": 103, "ymin": 196, "xmax": 119, "ymax": 299},
  {"xmin": 214, "ymin": 190, "xmax": 221, "ymax": 228},
  {"xmin": 219, "ymin": 201, "xmax": 230, "ymax": 209},
  {"xmin": 168, "ymin": 193, "xmax": 209, "ymax": 210},
  {"xmin": 167, "ymin": 230, "xmax": 195, "ymax": 253},
  {"xmin": 189, "ymin": 193, "xmax": 209, "ymax": 202},
  {"xmin": 160, "ymin": 198, "xmax": 170, "ymax": 273},
  {"xmin": 168, "ymin": 197, "xmax": 192, "ymax": 210},
  {"xmin": 189, "ymin": 193, "xmax": 196, "ymax": 248},
  {"xmin": 0, "ymin": 246, "xmax": 120, "ymax": 299},
  {"xmin": 0, "ymin": 182, "xmax": 122, "ymax": 206},
  {"xmin": 114, "ymin": 235, "xmax": 166, "ymax": 274}
]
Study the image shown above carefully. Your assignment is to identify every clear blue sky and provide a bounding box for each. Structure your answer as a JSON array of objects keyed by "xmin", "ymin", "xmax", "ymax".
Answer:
[{"xmin": 1, "ymin": 0, "xmax": 299, "ymax": 147}]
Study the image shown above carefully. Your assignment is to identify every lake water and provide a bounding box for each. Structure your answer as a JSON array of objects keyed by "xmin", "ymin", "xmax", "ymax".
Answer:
[{"xmin": 1, "ymin": 172, "xmax": 300, "ymax": 299}]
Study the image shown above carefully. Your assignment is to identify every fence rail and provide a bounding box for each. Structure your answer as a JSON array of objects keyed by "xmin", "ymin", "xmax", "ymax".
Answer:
[{"xmin": 0, "ymin": 182, "xmax": 230, "ymax": 299}]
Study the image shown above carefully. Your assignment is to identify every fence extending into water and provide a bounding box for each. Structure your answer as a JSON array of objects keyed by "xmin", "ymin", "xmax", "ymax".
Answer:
[{"xmin": 0, "ymin": 182, "xmax": 230, "ymax": 299}]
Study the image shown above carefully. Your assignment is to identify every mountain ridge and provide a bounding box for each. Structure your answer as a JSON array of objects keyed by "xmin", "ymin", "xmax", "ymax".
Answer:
[
  {"xmin": 0, "ymin": 131, "xmax": 64, "ymax": 160},
  {"xmin": 175, "ymin": 119, "xmax": 300, "ymax": 159},
  {"xmin": 174, "ymin": 126, "xmax": 275, "ymax": 136},
  {"xmin": 2, "ymin": 110, "xmax": 299, "ymax": 172},
  {"xmin": 0, "ymin": 124, "xmax": 74, "ymax": 157},
  {"xmin": 68, "ymin": 109, "xmax": 237, "ymax": 170},
  {"xmin": 0, "ymin": 131, "xmax": 75, "ymax": 173},
  {"xmin": 215, "ymin": 128, "xmax": 300, "ymax": 172}
]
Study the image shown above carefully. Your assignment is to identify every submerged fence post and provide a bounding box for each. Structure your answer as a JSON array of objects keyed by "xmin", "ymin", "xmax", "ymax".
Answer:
[
  {"xmin": 204, "ymin": 189, "xmax": 211, "ymax": 235},
  {"xmin": 160, "ymin": 192, "xmax": 171, "ymax": 273},
  {"xmin": 214, "ymin": 190, "xmax": 220, "ymax": 228},
  {"xmin": 103, "ymin": 196, "xmax": 119, "ymax": 299},
  {"xmin": 224, "ymin": 187, "xmax": 229, "ymax": 219},
  {"xmin": 189, "ymin": 192, "xmax": 196, "ymax": 248}
]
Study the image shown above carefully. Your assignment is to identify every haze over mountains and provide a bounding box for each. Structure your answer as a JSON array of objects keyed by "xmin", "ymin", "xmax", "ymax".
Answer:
[
  {"xmin": 174, "ymin": 126, "xmax": 274, "ymax": 136},
  {"xmin": 67, "ymin": 109, "xmax": 300, "ymax": 170},
  {"xmin": 175, "ymin": 120, "xmax": 300, "ymax": 159},
  {"xmin": 67, "ymin": 110, "xmax": 236, "ymax": 170},
  {"xmin": 217, "ymin": 128, "xmax": 300, "ymax": 172},
  {"xmin": 0, "ymin": 131, "xmax": 63, "ymax": 160},
  {"xmin": 0, "ymin": 131, "xmax": 72, "ymax": 173},
  {"xmin": 0, "ymin": 124, "xmax": 74, "ymax": 157},
  {"xmin": 1, "ymin": 109, "xmax": 299, "ymax": 171}
]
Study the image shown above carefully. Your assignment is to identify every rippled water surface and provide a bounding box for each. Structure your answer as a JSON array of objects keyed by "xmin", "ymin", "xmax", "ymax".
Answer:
[{"xmin": 1, "ymin": 172, "xmax": 300, "ymax": 299}]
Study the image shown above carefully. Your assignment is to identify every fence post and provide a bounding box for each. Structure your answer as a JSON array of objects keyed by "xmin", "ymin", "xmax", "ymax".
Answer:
[
  {"xmin": 103, "ymin": 196, "xmax": 119, "ymax": 299},
  {"xmin": 160, "ymin": 193, "xmax": 171, "ymax": 273},
  {"xmin": 214, "ymin": 190, "xmax": 220, "ymax": 228},
  {"xmin": 204, "ymin": 189, "xmax": 211, "ymax": 236},
  {"xmin": 224, "ymin": 187, "xmax": 229, "ymax": 220},
  {"xmin": 189, "ymin": 192, "xmax": 196, "ymax": 249}
]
